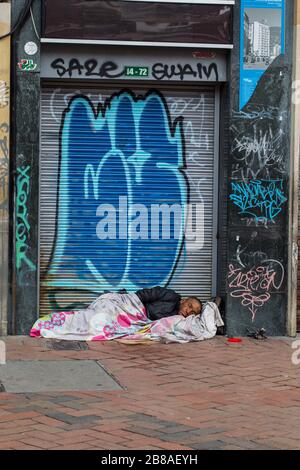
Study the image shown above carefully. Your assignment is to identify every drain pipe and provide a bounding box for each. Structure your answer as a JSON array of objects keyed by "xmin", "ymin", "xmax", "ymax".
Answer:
[{"xmin": 0, "ymin": 3, "xmax": 11, "ymax": 337}]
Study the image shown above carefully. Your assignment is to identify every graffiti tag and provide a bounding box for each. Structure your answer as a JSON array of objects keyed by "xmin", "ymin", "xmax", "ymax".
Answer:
[
  {"xmin": 0, "ymin": 123, "xmax": 9, "ymax": 212},
  {"xmin": 228, "ymin": 260, "xmax": 284, "ymax": 321},
  {"xmin": 230, "ymin": 179, "xmax": 287, "ymax": 222},
  {"xmin": 50, "ymin": 58, "xmax": 219, "ymax": 81},
  {"xmin": 16, "ymin": 166, "xmax": 36, "ymax": 271},
  {"xmin": 152, "ymin": 62, "xmax": 219, "ymax": 81},
  {"xmin": 18, "ymin": 59, "xmax": 37, "ymax": 71},
  {"xmin": 231, "ymin": 122, "xmax": 285, "ymax": 181},
  {"xmin": 0, "ymin": 81, "xmax": 9, "ymax": 108}
]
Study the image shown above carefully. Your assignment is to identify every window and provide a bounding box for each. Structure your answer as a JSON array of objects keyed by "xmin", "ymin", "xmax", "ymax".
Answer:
[{"xmin": 42, "ymin": 0, "xmax": 233, "ymax": 45}]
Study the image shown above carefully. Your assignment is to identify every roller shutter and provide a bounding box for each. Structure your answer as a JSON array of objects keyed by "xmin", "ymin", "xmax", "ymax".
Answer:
[
  {"xmin": 39, "ymin": 84, "xmax": 218, "ymax": 315},
  {"xmin": 298, "ymin": 191, "xmax": 300, "ymax": 331}
]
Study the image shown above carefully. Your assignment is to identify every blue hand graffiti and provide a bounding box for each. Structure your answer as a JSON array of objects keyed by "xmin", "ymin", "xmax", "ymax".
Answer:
[
  {"xmin": 229, "ymin": 179, "xmax": 287, "ymax": 222},
  {"xmin": 46, "ymin": 90, "xmax": 187, "ymax": 292}
]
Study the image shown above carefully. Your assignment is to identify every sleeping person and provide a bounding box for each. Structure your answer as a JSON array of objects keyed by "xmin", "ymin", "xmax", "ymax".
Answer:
[
  {"xmin": 30, "ymin": 287, "xmax": 223, "ymax": 343},
  {"xmin": 135, "ymin": 286, "xmax": 202, "ymax": 320}
]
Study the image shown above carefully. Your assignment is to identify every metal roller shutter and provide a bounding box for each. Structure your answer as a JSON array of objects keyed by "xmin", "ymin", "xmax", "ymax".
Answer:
[{"xmin": 39, "ymin": 84, "xmax": 218, "ymax": 316}]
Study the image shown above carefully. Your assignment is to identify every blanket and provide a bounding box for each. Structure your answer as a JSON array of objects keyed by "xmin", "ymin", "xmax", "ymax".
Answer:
[
  {"xmin": 30, "ymin": 293, "xmax": 224, "ymax": 343},
  {"xmin": 120, "ymin": 301, "xmax": 224, "ymax": 344}
]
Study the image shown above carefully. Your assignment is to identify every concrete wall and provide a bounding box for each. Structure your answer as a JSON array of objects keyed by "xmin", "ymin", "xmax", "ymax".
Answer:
[{"xmin": 11, "ymin": 0, "xmax": 41, "ymax": 334}]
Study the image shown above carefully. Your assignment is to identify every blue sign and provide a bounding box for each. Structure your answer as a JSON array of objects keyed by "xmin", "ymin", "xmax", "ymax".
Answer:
[{"xmin": 240, "ymin": 0, "xmax": 285, "ymax": 109}]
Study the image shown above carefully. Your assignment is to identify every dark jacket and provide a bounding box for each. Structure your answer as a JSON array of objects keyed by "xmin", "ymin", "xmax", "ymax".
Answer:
[{"xmin": 136, "ymin": 286, "xmax": 181, "ymax": 321}]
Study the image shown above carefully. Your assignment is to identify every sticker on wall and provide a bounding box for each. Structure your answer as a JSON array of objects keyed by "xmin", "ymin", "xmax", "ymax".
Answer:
[
  {"xmin": 192, "ymin": 51, "xmax": 217, "ymax": 59},
  {"xmin": 24, "ymin": 41, "xmax": 38, "ymax": 56},
  {"xmin": 240, "ymin": 0, "xmax": 285, "ymax": 109},
  {"xmin": 18, "ymin": 59, "xmax": 37, "ymax": 72},
  {"xmin": 125, "ymin": 66, "xmax": 149, "ymax": 78}
]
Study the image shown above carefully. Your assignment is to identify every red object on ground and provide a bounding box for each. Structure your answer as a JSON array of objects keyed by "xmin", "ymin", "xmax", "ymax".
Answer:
[{"xmin": 227, "ymin": 338, "xmax": 242, "ymax": 343}]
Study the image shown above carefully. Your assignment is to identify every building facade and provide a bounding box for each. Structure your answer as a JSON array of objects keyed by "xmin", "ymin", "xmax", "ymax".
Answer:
[
  {"xmin": 251, "ymin": 21, "xmax": 270, "ymax": 57},
  {"xmin": 244, "ymin": 12, "xmax": 251, "ymax": 58},
  {"xmin": 0, "ymin": 0, "xmax": 297, "ymax": 337}
]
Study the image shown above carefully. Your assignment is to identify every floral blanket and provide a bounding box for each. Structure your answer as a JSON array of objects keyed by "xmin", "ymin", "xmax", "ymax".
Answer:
[{"xmin": 30, "ymin": 293, "xmax": 224, "ymax": 343}]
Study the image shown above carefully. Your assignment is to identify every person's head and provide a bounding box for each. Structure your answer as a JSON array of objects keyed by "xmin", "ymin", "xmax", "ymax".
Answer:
[{"xmin": 179, "ymin": 297, "xmax": 202, "ymax": 318}]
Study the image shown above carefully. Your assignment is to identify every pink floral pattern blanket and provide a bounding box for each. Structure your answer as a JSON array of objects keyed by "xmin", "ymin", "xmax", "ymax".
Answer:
[{"xmin": 30, "ymin": 293, "xmax": 223, "ymax": 343}]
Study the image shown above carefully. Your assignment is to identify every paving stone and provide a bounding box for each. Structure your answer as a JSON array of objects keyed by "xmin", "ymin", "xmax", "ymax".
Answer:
[
  {"xmin": 0, "ymin": 361, "xmax": 122, "ymax": 393},
  {"xmin": 43, "ymin": 411, "xmax": 102, "ymax": 426},
  {"xmin": 0, "ymin": 336, "xmax": 299, "ymax": 450},
  {"xmin": 190, "ymin": 440, "xmax": 226, "ymax": 450}
]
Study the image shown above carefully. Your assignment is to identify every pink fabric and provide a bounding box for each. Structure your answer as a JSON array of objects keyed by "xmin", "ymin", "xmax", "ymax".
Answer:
[
  {"xmin": 30, "ymin": 329, "xmax": 41, "ymax": 338},
  {"xmin": 30, "ymin": 293, "xmax": 150, "ymax": 341}
]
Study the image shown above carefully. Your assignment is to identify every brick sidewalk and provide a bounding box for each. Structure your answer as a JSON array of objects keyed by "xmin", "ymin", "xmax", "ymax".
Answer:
[{"xmin": 0, "ymin": 335, "xmax": 299, "ymax": 450}]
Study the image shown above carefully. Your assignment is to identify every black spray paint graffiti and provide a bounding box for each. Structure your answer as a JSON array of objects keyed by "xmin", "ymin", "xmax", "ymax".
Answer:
[
  {"xmin": 51, "ymin": 58, "xmax": 219, "ymax": 81},
  {"xmin": 51, "ymin": 59, "xmax": 124, "ymax": 79},
  {"xmin": 152, "ymin": 62, "xmax": 219, "ymax": 81},
  {"xmin": 16, "ymin": 166, "xmax": 36, "ymax": 271}
]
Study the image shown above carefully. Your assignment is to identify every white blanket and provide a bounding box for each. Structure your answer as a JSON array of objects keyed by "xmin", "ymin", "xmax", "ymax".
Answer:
[{"xmin": 30, "ymin": 293, "xmax": 224, "ymax": 344}]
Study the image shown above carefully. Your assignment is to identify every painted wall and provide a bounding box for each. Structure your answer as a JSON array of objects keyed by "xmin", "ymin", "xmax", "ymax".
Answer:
[
  {"xmin": 226, "ymin": 0, "xmax": 294, "ymax": 336},
  {"xmin": 10, "ymin": 0, "xmax": 295, "ymax": 336},
  {"xmin": 11, "ymin": 0, "xmax": 41, "ymax": 334}
]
